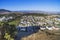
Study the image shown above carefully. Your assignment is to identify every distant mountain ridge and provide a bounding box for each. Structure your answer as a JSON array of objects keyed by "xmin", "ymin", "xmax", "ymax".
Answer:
[
  {"xmin": 0, "ymin": 9, "xmax": 11, "ymax": 14},
  {"xmin": 0, "ymin": 9, "xmax": 11, "ymax": 12},
  {"xmin": 0, "ymin": 9, "xmax": 60, "ymax": 14}
]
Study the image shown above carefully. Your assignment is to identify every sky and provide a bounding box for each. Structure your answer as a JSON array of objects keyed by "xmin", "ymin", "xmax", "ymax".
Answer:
[{"xmin": 0, "ymin": 0, "xmax": 60, "ymax": 12}]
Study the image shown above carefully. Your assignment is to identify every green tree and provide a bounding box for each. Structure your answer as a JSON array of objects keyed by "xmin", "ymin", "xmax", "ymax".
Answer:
[{"xmin": 1, "ymin": 22, "xmax": 17, "ymax": 40}]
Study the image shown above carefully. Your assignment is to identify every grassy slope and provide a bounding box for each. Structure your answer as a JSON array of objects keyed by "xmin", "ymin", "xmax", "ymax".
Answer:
[
  {"xmin": 0, "ymin": 22, "xmax": 4, "ymax": 26},
  {"xmin": 21, "ymin": 30, "xmax": 60, "ymax": 40},
  {"xmin": 9, "ymin": 19, "xmax": 20, "ymax": 26}
]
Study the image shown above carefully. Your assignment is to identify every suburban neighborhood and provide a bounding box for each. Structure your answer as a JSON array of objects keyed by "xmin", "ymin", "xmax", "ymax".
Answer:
[
  {"xmin": 0, "ymin": 9, "xmax": 60, "ymax": 40},
  {"xmin": 0, "ymin": 0, "xmax": 60, "ymax": 40},
  {"xmin": 17, "ymin": 15, "xmax": 60, "ymax": 31}
]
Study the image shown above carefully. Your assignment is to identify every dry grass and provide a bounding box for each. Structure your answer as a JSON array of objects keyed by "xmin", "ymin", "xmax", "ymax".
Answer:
[{"xmin": 21, "ymin": 30, "xmax": 60, "ymax": 40}]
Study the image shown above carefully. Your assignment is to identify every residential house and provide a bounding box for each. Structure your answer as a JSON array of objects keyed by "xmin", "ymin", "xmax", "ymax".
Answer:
[
  {"xmin": 53, "ymin": 26, "xmax": 60, "ymax": 30},
  {"xmin": 0, "ymin": 16, "xmax": 6, "ymax": 21},
  {"xmin": 46, "ymin": 26, "xmax": 53, "ymax": 30},
  {"xmin": 40, "ymin": 26, "xmax": 46, "ymax": 30}
]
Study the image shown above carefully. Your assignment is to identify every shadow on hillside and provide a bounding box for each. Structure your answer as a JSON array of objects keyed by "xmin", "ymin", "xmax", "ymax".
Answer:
[{"xmin": 14, "ymin": 26, "xmax": 40, "ymax": 40}]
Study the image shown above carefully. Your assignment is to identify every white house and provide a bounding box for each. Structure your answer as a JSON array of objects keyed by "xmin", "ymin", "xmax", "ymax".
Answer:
[
  {"xmin": 0, "ymin": 18, "xmax": 2, "ymax": 21},
  {"xmin": 46, "ymin": 26, "xmax": 53, "ymax": 30},
  {"xmin": 54, "ymin": 18, "xmax": 60, "ymax": 21},
  {"xmin": 8, "ymin": 16, "xmax": 13, "ymax": 19},
  {"xmin": 52, "ymin": 26, "xmax": 60, "ymax": 30},
  {"xmin": 40, "ymin": 26, "xmax": 46, "ymax": 30},
  {"xmin": 0, "ymin": 16, "xmax": 6, "ymax": 21}
]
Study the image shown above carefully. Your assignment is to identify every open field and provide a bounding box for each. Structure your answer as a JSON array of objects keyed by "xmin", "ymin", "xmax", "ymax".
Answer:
[{"xmin": 9, "ymin": 19, "xmax": 20, "ymax": 26}]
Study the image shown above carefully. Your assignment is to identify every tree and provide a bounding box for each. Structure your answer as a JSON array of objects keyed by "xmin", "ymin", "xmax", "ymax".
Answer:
[{"xmin": 1, "ymin": 22, "xmax": 17, "ymax": 40}]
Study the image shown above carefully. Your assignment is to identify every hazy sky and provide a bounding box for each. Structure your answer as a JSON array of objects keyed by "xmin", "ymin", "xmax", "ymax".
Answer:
[{"xmin": 0, "ymin": 0, "xmax": 60, "ymax": 12}]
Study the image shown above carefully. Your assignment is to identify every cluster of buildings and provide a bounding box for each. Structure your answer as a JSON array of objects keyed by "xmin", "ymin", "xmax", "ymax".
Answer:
[
  {"xmin": 0, "ymin": 15, "xmax": 60, "ymax": 32},
  {"xmin": 18, "ymin": 15, "xmax": 60, "ymax": 31},
  {"xmin": 0, "ymin": 16, "xmax": 14, "ymax": 22}
]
